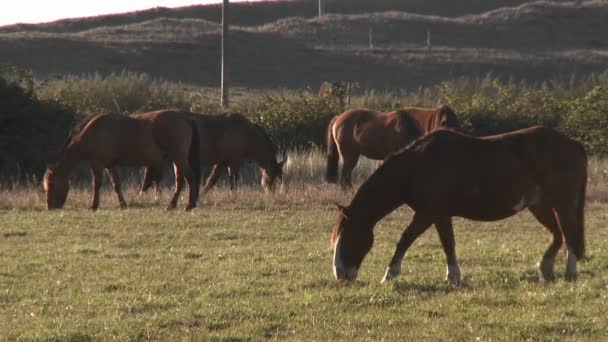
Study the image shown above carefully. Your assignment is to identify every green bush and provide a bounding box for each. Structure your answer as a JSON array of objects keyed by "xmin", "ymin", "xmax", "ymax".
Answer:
[
  {"xmin": 242, "ymin": 90, "xmax": 340, "ymax": 148},
  {"xmin": 562, "ymin": 86, "xmax": 608, "ymax": 154},
  {"xmin": 36, "ymin": 71, "xmax": 197, "ymax": 117},
  {"xmin": 22, "ymin": 70, "xmax": 608, "ymax": 158},
  {"xmin": 0, "ymin": 66, "xmax": 76, "ymax": 183}
]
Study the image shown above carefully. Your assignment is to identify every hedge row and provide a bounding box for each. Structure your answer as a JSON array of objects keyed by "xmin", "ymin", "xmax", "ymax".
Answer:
[{"xmin": 2, "ymin": 69, "xmax": 608, "ymax": 182}]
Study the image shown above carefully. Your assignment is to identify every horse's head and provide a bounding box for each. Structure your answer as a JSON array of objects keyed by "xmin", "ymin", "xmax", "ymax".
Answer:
[
  {"xmin": 436, "ymin": 105, "xmax": 459, "ymax": 130},
  {"xmin": 43, "ymin": 164, "xmax": 69, "ymax": 210},
  {"xmin": 331, "ymin": 204, "xmax": 374, "ymax": 281},
  {"xmin": 261, "ymin": 153, "xmax": 286, "ymax": 192}
]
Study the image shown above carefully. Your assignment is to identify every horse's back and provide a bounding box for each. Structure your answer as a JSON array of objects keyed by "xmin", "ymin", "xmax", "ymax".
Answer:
[
  {"xmin": 396, "ymin": 127, "xmax": 586, "ymax": 219},
  {"xmin": 332, "ymin": 109, "xmax": 407, "ymax": 159},
  {"xmin": 134, "ymin": 109, "xmax": 197, "ymax": 154},
  {"xmin": 196, "ymin": 112, "xmax": 261, "ymax": 162}
]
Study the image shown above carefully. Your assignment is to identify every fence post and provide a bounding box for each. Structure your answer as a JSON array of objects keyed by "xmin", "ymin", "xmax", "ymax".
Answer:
[{"xmin": 221, "ymin": 0, "xmax": 229, "ymax": 107}]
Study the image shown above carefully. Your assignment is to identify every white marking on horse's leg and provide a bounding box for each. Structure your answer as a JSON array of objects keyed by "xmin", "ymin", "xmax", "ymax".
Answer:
[
  {"xmin": 333, "ymin": 236, "xmax": 344, "ymax": 279},
  {"xmin": 512, "ymin": 196, "xmax": 527, "ymax": 212},
  {"xmin": 565, "ymin": 246, "xmax": 578, "ymax": 281},
  {"xmin": 381, "ymin": 263, "xmax": 401, "ymax": 284},
  {"xmin": 446, "ymin": 262, "xmax": 461, "ymax": 285}
]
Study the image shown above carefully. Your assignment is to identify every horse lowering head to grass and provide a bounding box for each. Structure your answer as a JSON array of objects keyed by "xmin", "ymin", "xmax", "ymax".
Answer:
[
  {"xmin": 44, "ymin": 110, "xmax": 201, "ymax": 211},
  {"xmin": 331, "ymin": 126, "xmax": 587, "ymax": 284},
  {"xmin": 141, "ymin": 112, "xmax": 285, "ymax": 194},
  {"xmin": 326, "ymin": 105, "xmax": 459, "ymax": 188}
]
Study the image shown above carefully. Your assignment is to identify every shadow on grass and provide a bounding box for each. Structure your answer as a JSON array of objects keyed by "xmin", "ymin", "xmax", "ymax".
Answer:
[
  {"xmin": 3, "ymin": 231, "xmax": 27, "ymax": 238},
  {"xmin": 391, "ymin": 278, "xmax": 471, "ymax": 296}
]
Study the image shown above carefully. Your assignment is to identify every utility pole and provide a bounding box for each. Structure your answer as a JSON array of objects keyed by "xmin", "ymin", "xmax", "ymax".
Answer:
[
  {"xmin": 318, "ymin": 0, "xmax": 324, "ymax": 17},
  {"xmin": 221, "ymin": 0, "xmax": 229, "ymax": 107}
]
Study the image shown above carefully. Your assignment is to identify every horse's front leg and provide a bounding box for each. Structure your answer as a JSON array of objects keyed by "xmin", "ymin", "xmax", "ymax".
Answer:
[
  {"xmin": 435, "ymin": 217, "xmax": 461, "ymax": 285},
  {"xmin": 382, "ymin": 212, "xmax": 433, "ymax": 283},
  {"xmin": 202, "ymin": 164, "xmax": 223, "ymax": 193},
  {"xmin": 106, "ymin": 167, "xmax": 127, "ymax": 209},
  {"xmin": 90, "ymin": 164, "xmax": 104, "ymax": 211}
]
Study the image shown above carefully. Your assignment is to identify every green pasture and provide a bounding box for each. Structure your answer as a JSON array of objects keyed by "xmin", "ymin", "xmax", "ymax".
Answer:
[{"xmin": 1, "ymin": 153, "xmax": 607, "ymax": 340}]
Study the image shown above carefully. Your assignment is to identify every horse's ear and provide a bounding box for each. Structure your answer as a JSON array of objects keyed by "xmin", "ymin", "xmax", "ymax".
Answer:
[
  {"xmin": 278, "ymin": 159, "xmax": 286, "ymax": 169},
  {"xmin": 334, "ymin": 202, "xmax": 350, "ymax": 220}
]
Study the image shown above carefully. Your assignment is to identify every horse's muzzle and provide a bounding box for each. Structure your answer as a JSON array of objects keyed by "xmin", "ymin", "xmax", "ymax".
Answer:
[{"xmin": 333, "ymin": 266, "xmax": 358, "ymax": 281}]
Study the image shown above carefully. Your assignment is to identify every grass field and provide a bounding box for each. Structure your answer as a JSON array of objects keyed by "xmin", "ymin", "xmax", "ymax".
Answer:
[{"xmin": 1, "ymin": 155, "xmax": 608, "ymax": 340}]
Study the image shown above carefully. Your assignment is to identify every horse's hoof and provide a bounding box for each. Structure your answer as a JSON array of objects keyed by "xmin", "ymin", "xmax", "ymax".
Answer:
[
  {"xmin": 166, "ymin": 206, "xmax": 176, "ymax": 211},
  {"xmin": 119, "ymin": 203, "xmax": 127, "ymax": 209},
  {"xmin": 184, "ymin": 204, "xmax": 196, "ymax": 211},
  {"xmin": 565, "ymin": 272, "xmax": 578, "ymax": 282},
  {"xmin": 537, "ymin": 269, "xmax": 555, "ymax": 283},
  {"xmin": 89, "ymin": 207, "xmax": 98, "ymax": 212},
  {"xmin": 446, "ymin": 265, "xmax": 462, "ymax": 285},
  {"xmin": 446, "ymin": 274, "xmax": 461, "ymax": 286},
  {"xmin": 381, "ymin": 265, "xmax": 400, "ymax": 284}
]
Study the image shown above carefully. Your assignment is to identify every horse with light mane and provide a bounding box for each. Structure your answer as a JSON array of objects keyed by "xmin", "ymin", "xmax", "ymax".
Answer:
[
  {"xmin": 331, "ymin": 126, "xmax": 587, "ymax": 284},
  {"xmin": 140, "ymin": 112, "xmax": 285, "ymax": 194},
  {"xmin": 44, "ymin": 110, "xmax": 201, "ymax": 211},
  {"xmin": 326, "ymin": 105, "xmax": 459, "ymax": 187}
]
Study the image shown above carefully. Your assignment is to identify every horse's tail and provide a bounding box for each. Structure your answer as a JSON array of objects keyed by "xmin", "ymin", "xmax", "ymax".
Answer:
[
  {"xmin": 326, "ymin": 116, "xmax": 339, "ymax": 183},
  {"xmin": 187, "ymin": 119, "xmax": 202, "ymax": 200}
]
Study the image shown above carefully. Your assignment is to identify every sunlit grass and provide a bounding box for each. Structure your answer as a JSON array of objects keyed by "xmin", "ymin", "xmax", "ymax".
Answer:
[{"xmin": 1, "ymin": 151, "xmax": 607, "ymax": 340}]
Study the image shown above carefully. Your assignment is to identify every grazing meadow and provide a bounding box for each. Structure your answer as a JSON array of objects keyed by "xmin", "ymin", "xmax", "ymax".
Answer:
[{"xmin": 1, "ymin": 152, "xmax": 608, "ymax": 341}]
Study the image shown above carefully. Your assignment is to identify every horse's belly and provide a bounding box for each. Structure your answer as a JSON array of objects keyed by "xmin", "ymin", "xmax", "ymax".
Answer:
[
  {"xmin": 450, "ymin": 187, "xmax": 537, "ymax": 221},
  {"xmin": 455, "ymin": 208, "xmax": 522, "ymax": 222}
]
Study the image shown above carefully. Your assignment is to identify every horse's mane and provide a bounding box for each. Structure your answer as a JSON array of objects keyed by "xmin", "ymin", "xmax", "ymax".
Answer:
[{"xmin": 59, "ymin": 116, "xmax": 93, "ymax": 152}]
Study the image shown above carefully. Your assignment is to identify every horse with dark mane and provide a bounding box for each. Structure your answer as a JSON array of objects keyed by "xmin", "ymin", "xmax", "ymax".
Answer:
[
  {"xmin": 141, "ymin": 112, "xmax": 285, "ymax": 194},
  {"xmin": 331, "ymin": 126, "xmax": 587, "ymax": 284},
  {"xmin": 44, "ymin": 110, "xmax": 201, "ymax": 210},
  {"xmin": 326, "ymin": 105, "xmax": 459, "ymax": 187}
]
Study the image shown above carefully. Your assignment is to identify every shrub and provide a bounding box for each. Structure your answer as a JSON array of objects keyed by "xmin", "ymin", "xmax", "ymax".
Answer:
[{"xmin": 243, "ymin": 90, "xmax": 340, "ymax": 148}]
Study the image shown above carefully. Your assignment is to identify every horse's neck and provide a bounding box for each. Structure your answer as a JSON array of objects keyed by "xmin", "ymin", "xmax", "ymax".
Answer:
[
  {"xmin": 54, "ymin": 147, "xmax": 79, "ymax": 175},
  {"xmin": 349, "ymin": 166, "xmax": 407, "ymax": 226}
]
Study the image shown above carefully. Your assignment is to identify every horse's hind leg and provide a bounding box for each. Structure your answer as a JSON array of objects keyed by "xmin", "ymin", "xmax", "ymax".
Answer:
[
  {"xmin": 554, "ymin": 204, "xmax": 584, "ymax": 281},
  {"xmin": 529, "ymin": 204, "xmax": 562, "ymax": 282},
  {"xmin": 203, "ymin": 164, "xmax": 224, "ymax": 193},
  {"xmin": 168, "ymin": 163, "xmax": 184, "ymax": 210},
  {"xmin": 340, "ymin": 154, "xmax": 359, "ymax": 189},
  {"xmin": 382, "ymin": 212, "xmax": 434, "ymax": 283},
  {"xmin": 90, "ymin": 163, "xmax": 104, "ymax": 211},
  {"xmin": 435, "ymin": 217, "xmax": 461, "ymax": 285},
  {"xmin": 106, "ymin": 167, "xmax": 127, "ymax": 209},
  {"xmin": 173, "ymin": 160, "xmax": 198, "ymax": 211}
]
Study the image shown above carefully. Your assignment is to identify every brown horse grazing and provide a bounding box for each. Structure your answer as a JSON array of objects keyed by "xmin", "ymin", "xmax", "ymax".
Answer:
[
  {"xmin": 326, "ymin": 105, "xmax": 459, "ymax": 187},
  {"xmin": 44, "ymin": 110, "xmax": 201, "ymax": 210},
  {"xmin": 331, "ymin": 126, "xmax": 587, "ymax": 284},
  {"xmin": 140, "ymin": 112, "xmax": 285, "ymax": 194}
]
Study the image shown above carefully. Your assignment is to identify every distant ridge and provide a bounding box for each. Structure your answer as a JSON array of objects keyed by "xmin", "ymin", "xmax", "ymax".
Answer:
[
  {"xmin": 0, "ymin": 0, "xmax": 534, "ymax": 32},
  {"xmin": 0, "ymin": 0, "xmax": 606, "ymax": 91}
]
